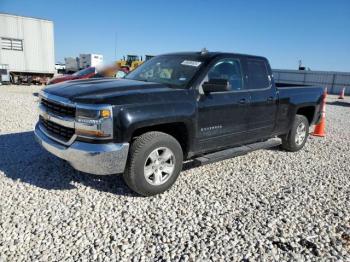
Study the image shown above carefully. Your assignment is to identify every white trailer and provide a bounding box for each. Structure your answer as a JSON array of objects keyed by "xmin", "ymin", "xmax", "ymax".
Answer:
[
  {"xmin": 0, "ymin": 13, "xmax": 55, "ymax": 84},
  {"xmin": 64, "ymin": 57, "xmax": 79, "ymax": 73},
  {"xmin": 79, "ymin": 54, "xmax": 103, "ymax": 69}
]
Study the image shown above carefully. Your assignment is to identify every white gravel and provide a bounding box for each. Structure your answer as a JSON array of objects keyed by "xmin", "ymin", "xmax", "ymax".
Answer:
[{"xmin": 0, "ymin": 85, "xmax": 349, "ymax": 261}]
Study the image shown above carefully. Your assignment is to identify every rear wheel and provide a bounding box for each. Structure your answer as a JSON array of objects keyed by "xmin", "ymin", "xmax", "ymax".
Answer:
[
  {"xmin": 281, "ymin": 114, "xmax": 309, "ymax": 152},
  {"xmin": 123, "ymin": 131, "xmax": 183, "ymax": 196}
]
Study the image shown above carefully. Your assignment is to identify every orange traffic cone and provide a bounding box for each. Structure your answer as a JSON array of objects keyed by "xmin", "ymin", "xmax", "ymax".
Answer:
[
  {"xmin": 338, "ymin": 87, "xmax": 345, "ymax": 99},
  {"xmin": 312, "ymin": 88, "xmax": 327, "ymax": 137}
]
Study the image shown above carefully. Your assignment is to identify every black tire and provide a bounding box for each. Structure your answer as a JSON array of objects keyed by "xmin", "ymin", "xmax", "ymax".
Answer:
[
  {"xmin": 281, "ymin": 114, "xmax": 309, "ymax": 152},
  {"xmin": 123, "ymin": 131, "xmax": 183, "ymax": 196}
]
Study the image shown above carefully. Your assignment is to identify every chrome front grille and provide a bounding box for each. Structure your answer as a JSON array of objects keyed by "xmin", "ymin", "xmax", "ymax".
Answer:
[
  {"xmin": 41, "ymin": 98, "xmax": 76, "ymax": 118},
  {"xmin": 39, "ymin": 116, "xmax": 75, "ymax": 142},
  {"xmin": 38, "ymin": 92, "xmax": 113, "ymax": 145},
  {"xmin": 38, "ymin": 93, "xmax": 77, "ymax": 144}
]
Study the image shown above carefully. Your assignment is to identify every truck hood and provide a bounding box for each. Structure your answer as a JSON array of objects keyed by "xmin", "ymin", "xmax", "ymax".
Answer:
[{"xmin": 43, "ymin": 78, "xmax": 180, "ymax": 104}]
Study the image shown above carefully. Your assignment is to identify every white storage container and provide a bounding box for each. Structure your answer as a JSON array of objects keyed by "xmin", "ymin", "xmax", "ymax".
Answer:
[{"xmin": 0, "ymin": 13, "xmax": 55, "ymax": 75}]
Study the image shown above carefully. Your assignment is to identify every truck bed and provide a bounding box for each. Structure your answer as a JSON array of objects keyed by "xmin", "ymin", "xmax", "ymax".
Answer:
[
  {"xmin": 277, "ymin": 83, "xmax": 324, "ymax": 102},
  {"xmin": 276, "ymin": 83, "xmax": 324, "ymax": 128}
]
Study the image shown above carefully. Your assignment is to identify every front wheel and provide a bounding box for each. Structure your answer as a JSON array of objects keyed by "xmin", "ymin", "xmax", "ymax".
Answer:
[
  {"xmin": 281, "ymin": 114, "xmax": 309, "ymax": 152},
  {"xmin": 123, "ymin": 131, "xmax": 183, "ymax": 196}
]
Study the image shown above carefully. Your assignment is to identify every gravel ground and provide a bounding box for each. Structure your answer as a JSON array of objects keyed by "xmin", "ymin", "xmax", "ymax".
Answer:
[{"xmin": 0, "ymin": 85, "xmax": 349, "ymax": 261}]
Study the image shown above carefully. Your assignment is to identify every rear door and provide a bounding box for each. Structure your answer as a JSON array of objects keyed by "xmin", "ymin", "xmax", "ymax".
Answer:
[
  {"xmin": 244, "ymin": 58, "xmax": 278, "ymax": 139},
  {"xmin": 196, "ymin": 56, "xmax": 251, "ymax": 152}
]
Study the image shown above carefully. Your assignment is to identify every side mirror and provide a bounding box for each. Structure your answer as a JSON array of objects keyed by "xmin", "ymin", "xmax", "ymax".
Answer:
[{"xmin": 202, "ymin": 79, "xmax": 230, "ymax": 93}]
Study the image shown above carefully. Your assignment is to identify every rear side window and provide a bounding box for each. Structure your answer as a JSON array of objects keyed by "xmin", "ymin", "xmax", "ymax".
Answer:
[{"xmin": 247, "ymin": 59, "xmax": 270, "ymax": 89}]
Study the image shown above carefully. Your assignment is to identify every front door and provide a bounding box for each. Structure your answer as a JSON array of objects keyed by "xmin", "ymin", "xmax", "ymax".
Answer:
[{"xmin": 196, "ymin": 57, "xmax": 251, "ymax": 153}]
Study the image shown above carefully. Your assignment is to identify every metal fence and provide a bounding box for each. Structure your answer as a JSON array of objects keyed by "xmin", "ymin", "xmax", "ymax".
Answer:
[{"xmin": 273, "ymin": 69, "xmax": 350, "ymax": 95}]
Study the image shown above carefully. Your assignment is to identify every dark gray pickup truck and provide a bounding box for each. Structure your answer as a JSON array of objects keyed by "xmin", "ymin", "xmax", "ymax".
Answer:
[{"xmin": 35, "ymin": 51, "xmax": 325, "ymax": 196}]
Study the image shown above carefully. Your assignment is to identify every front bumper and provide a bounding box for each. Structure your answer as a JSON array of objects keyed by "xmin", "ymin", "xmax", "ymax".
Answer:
[{"xmin": 34, "ymin": 124, "xmax": 129, "ymax": 175}]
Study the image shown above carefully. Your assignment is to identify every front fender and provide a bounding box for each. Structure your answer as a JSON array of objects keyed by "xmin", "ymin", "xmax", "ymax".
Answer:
[{"xmin": 114, "ymin": 101, "xmax": 196, "ymax": 143}]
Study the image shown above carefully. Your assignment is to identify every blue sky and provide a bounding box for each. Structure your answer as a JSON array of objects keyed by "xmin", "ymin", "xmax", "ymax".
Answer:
[{"xmin": 1, "ymin": 0, "xmax": 349, "ymax": 71}]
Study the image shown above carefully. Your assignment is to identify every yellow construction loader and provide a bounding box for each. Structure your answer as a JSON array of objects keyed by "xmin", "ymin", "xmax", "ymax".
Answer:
[{"xmin": 116, "ymin": 55, "xmax": 143, "ymax": 73}]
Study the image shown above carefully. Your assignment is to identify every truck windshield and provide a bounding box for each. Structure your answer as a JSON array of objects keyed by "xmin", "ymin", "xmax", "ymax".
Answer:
[{"xmin": 125, "ymin": 55, "xmax": 203, "ymax": 88}]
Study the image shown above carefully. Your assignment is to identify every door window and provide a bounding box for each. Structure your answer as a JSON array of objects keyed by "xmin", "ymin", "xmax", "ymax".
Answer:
[
  {"xmin": 246, "ymin": 59, "xmax": 270, "ymax": 89},
  {"xmin": 204, "ymin": 58, "xmax": 244, "ymax": 91}
]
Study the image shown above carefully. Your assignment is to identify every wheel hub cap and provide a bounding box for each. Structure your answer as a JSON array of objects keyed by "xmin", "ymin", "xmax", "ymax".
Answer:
[
  {"xmin": 295, "ymin": 122, "xmax": 307, "ymax": 146},
  {"xmin": 144, "ymin": 147, "xmax": 175, "ymax": 186}
]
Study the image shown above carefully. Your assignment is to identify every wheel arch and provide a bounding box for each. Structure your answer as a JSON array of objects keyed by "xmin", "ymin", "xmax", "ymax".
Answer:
[
  {"xmin": 296, "ymin": 105, "xmax": 316, "ymax": 125},
  {"xmin": 129, "ymin": 122, "xmax": 191, "ymax": 158}
]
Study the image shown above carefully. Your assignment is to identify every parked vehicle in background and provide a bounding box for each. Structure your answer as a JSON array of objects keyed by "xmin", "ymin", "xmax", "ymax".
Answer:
[
  {"xmin": 55, "ymin": 63, "xmax": 66, "ymax": 74},
  {"xmin": 35, "ymin": 51, "xmax": 324, "ymax": 196},
  {"xmin": 47, "ymin": 67, "xmax": 97, "ymax": 85},
  {"xmin": 92, "ymin": 64, "xmax": 127, "ymax": 79},
  {"xmin": 116, "ymin": 55, "xmax": 143, "ymax": 73},
  {"xmin": 65, "ymin": 57, "xmax": 80, "ymax": 73},
  {"xmin": 115, "ymin": 55, "xmax": 154, "ymax": 74},
  {"xmin": 79, "ymin": 54, "xmax": 103, "ymax": 69},
  {"xmin": 64, "ymin": 54, "xmax": 104, "ymax": 74}
]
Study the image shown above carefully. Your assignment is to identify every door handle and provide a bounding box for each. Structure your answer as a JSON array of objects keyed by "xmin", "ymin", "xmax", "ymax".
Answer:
[
  {"xmin": 239, "ymin": 98, "xmax": 247, "ymax": 104},
  {"xmin": 267, "ymin": 96, "xmax": 274, "ymax": 103}
]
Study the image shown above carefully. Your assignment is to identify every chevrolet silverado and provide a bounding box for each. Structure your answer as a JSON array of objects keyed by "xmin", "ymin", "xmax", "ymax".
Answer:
[{"xmin": 35, "ymin": 51, "xmax": 325, "ymax": 196}]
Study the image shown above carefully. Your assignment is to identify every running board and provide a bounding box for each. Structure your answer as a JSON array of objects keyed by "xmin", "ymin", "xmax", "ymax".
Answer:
[{"xmin": 193, "ymin": 138, "xmax": 281, "ymax": 166}]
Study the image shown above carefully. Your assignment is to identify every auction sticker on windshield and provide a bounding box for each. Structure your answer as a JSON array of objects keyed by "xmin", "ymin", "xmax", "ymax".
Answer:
[{"xmin": 181, "ymin": 60, "xmax": 202, "ymax": 67}]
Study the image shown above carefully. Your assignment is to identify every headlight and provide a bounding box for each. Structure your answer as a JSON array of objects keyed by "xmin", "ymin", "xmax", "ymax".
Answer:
[
  {"xmin": 75, "ymin": 106, "xmax": 113, "ymax": 139},
  {"xmin": 75, "ymin": 108, "xmax": 111, "ymax": 119}
]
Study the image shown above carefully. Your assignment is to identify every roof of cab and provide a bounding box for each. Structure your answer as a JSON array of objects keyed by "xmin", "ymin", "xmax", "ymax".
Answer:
[{"xmin": 159, "ymin": 51, "xmax": 268, "ymax": 62}]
